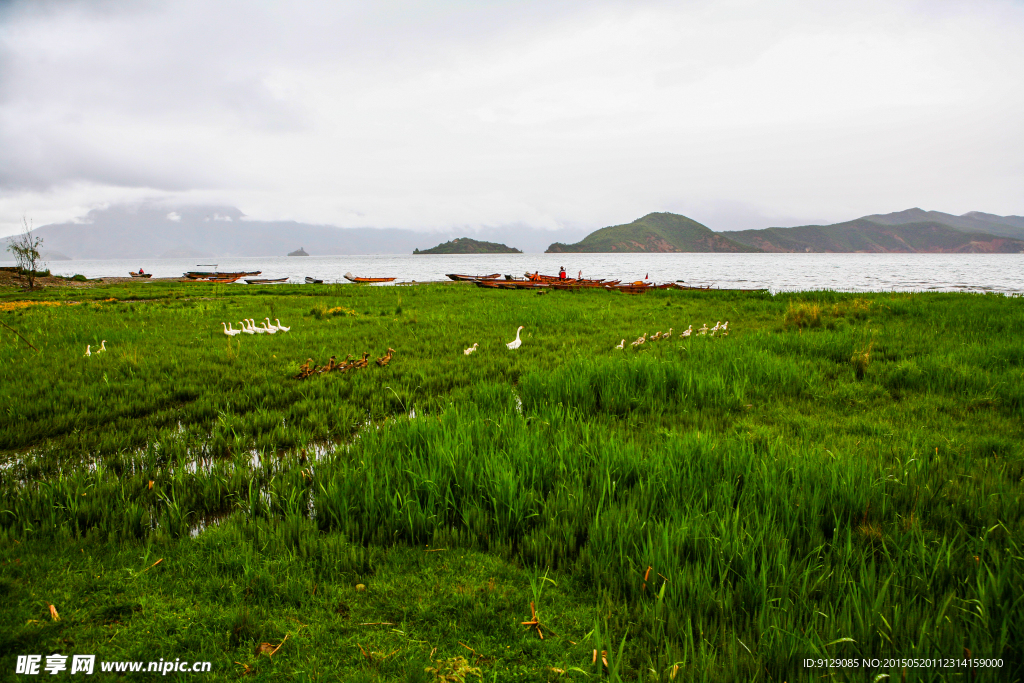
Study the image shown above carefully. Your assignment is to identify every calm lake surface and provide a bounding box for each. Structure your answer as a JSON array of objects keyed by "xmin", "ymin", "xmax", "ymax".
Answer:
[{"xmin": 6, "ymin": 253, "xmax": 1024, "ymax": 294}]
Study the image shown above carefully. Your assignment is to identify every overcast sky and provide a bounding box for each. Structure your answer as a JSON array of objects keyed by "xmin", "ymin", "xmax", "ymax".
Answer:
[{"xmin": 1, "ymin": 0, "xmax": 1022, "ymax": 237}]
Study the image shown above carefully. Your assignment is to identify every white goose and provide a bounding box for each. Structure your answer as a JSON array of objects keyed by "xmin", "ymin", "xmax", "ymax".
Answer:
[
  {"xmin": 98, "ymin": 340, "xmax": 107, "ymax": 352},
  {"xmin": 506, "ymin": 326, "xmax": 524, "ymax": 350},
  {"xmin": 222, "ymin": 322, "xmax": 240, "ymax": 337},
  {"xmin": 261, "ymin": 320, "xmax": 277, "ymax": 335},
  {"xmin": 275, "ymin": 319, "xmax": 290, "ymax": 332},
  {"xmin": 710, "ymin": 321, "xmax": 722, "ymax": 336},
  {"xmin": 249, "ymin": 319, "xmax": 266, "ymax": 334},
  {"xmin": 614, "ymin": 339, "xmax": 625, "ymax": 350},
  {"xmin": 464, "ymin": 343, "xmax": 478, "ymax": 355},
  {"xmin": 84, "ymin": 345, "xmax": 91, "ymax": 357},
  {"xmin": 239, "ymin": 321, "xmax": 255, "ymax": 335},
  {"xmin": 265, "ymin": 317, "xmax": 282, "ymax": 332},
  {"xmin": 698, "ymin": 323, "xmax": 709, "ymax": 336},
  {"xmin": 663, "ymin": 328, "xmax": 673, "ymax": 340},
  {"xmin": 630, "ymin": 333, "xmax": 647, "ymax": 348}
]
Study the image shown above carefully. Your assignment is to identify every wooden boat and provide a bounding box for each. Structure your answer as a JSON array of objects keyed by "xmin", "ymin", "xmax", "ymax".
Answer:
[
  {"xmin": 245, "ymin": 277, "xmax": 289, "ymax": 284},
  {"xmin": 551, "ymin": 280, "xmax": 621, "ymax": 290},
  {"xmin": 305, "ymin": 277, "xmax": 324, "ymax": 284},
  {"xmin": 184, "ymin": 270, "xmax": 260, "ymax": 279},
  {"xmin": 344, "ymin": 272, "xmax": 396, "ymax": 283},
  {"xmin": 525, "ymin": 272, "xmax": 606, "ymax": 284},
  {"xmin": 606, "ymin": 281, "xmax": 652, "ymax": 294},
  {"xmin": 129, "ymin": 272, "xmax": 152, "ymax": 278},
  {"xmin": 446, "ymin": 273, "xmax": 501, "ymax": 282}
]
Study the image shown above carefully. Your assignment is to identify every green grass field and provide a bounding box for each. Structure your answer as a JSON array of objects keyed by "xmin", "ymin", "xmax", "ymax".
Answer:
[{"xmin": 1, "ymin": 281, "xmax": 1022, "ymax": 681}]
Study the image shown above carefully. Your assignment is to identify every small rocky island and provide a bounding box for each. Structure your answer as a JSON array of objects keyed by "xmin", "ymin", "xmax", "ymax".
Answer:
[
  {"xmin": 414, "ymin": 237, "xmax": 522, "ymax": 254},
  {"xmin": 287, "ymin": 247, "xmax": 309, "ymax": 256}
]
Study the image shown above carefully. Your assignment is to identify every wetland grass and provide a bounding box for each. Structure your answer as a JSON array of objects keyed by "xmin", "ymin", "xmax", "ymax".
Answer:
[{"xmin": 1, "ymin": 282, "xmax": 1022, "ymax": 681}]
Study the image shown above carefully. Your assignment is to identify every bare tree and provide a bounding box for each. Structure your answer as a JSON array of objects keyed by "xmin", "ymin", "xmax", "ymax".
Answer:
[{"xmin": 6, "ymin": 217, "xmax": 45, "ymax": 289}]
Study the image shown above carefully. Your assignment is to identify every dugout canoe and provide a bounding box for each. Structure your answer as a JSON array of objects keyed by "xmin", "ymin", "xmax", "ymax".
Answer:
[
  {"xmin": 245, "ymin": 277, "xmax": 289, "ymax": 284},
  {"xmin": 524, "ymin": 272, "xmax": 606, "ymax": 284},
  {"xmin": 344, "ymin": 272, "xmax": 396, "ymax": 283},
  {"xmin": 446, "ymin": 273, "xmax": 501, "ymax": 281}
]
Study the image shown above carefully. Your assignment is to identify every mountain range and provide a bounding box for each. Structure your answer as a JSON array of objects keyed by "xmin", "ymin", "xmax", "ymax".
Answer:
[
  {"xmin": 25, "ymin": 204, "xmax": 587, "ymax": 259},
  {"xmin": 17, "ymin": 203, "xmax": 1024, "ymax": 259},
  {"xmin": 547, "ymin": 208, "xmax": 1024, "ymax": 253}
]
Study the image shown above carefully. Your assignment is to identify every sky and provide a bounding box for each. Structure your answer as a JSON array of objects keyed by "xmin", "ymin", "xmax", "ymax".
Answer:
[{"xmin": 1, "ymin": 0, "xmax": 1022, "ymax": 238}]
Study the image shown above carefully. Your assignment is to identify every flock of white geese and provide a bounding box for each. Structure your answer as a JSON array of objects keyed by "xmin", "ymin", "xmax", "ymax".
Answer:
[
  {"xmin": 461, "ymin": 322, "xmax": 729, "ymax": 356},
  {"xmin": 464, "ymin": 325, "xmax": 524, "ymax": 355},
  {"xmin": 615, "ymin": 320, "xmax": 729, "ymax": 349},
  {"xmin": 83, "ymin": 340, "xmax": 106, "ymax": 357},
  {"xmin": 221, "ymin": 318, "xmax": 291, "ymax": 336}
]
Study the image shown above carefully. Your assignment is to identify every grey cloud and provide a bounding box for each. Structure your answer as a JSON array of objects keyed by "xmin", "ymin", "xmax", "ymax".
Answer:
[{"xmin": 1, "ymin": 0, "xmax": 1022, "ymax": 236}]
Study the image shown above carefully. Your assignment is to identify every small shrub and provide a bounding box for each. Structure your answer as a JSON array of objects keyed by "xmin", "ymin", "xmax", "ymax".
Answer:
[
  {"xmin": 851, "ymin": 341, "xmax": 873, "ymax": 379},
  {"xmin": 785, "ymin": 301, "xmax": 822, "ymax": 328},
  {"xmin": 72, "ymin": 274, "xmax": 87, "ymax": 282}
]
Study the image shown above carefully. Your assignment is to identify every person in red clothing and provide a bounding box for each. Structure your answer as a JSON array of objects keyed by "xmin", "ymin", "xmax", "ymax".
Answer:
[{"xmin": 558, "ymin": 266, "xmax": 566, "ymax": 279}]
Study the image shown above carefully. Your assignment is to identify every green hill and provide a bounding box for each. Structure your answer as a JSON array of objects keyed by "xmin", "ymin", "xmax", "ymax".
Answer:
[
  {"xmin": 722, "ymin": 219, "xmax": 1024, "ymax": 253},
  {"xmin": 414, "ymin": 237, "xmax": 521, "ymax": 254},
  {"xmin": 546, "ymin": 212, "xmax": 760, "ymax": 253}
]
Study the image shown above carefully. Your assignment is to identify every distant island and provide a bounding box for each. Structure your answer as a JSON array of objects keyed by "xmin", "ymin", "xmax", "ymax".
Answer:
[
  {"xmin": 414, "ymin": 237, "xmax": 522, "ymax": 254},
  {"xmin": 288, "ymin": 247, "xmax": 309, "ymax": 256},
  {"xmin": 546, "ymin": 213, "xmax": 758, "ymax": 253}
]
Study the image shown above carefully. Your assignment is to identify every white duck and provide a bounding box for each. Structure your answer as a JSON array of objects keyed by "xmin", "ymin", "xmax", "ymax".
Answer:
[
  {"xmin": 710, "ymin": 321, "xmax": 722, "ymax": 335},
  {"xmin": 98, "ymin": 340, "xmax": 107, "ymax": 352},
  {"xmin": 222, "ymin": 322, "xmax": 240, "ymax": 337},
  {"xmin": 681, "ymin": 325, "xmax": 693, "ymax": 338},
  {"xmin": 239, "ymin": 321, "xmax": 255, "ymax": 335},
  {"xmin": 663, "ymin": 328, "xmax": 673, "ymax": 340},
  {"xmin": 506, "ymin": 326, "xmax": 524, "ymax": 350},
  {"xmin": 630, "ymin": 333, "xmax": 647, "ymax": 348},
  {"xmin": 84, "ymin": 345, "xmax": 91, "ymax": 357},
  {"xmin": 698, "ymin": 323, "xmax": 709, "ymax": 336},
  {"xmin": 275, "ymin": 319, "xmax": 290, "ymax": 332},
  {"xmin": 464, "ymin": 343, "xmax": 478, "ymax": 355},
  {"xmin": 614, "ymin": 339, "xmax": 625, "ymax": 350}
]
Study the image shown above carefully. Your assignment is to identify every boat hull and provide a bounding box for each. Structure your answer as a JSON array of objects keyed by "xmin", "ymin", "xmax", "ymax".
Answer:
[{"xmin": 446, "ymin": 273, "xmax": 501, "ymax": 281}]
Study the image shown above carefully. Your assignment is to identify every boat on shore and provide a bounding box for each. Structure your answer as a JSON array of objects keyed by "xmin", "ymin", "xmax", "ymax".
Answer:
[
  {"xmin": 184, "ymin": 270, "xmax": 261, "ymax": 280},
  {"xmin": 305, "ymin": 277, "xmax": 324, "ymax": 284},
  {"xmin": 606, "ymin": 281, "xmax": 653, "ymax": 294},
  {"xmin": 129, "ymin": 272, "xmax": 152, "ymax": 278},
  {"xmin": 245, "ymin": 277, "xmax": 289, "ymax": 284},
  {"xmin": 446, "ymin": 273, "xmax": 501, "ymax": 282},
  {"xmin": 525, "ymin": 272, "xmax": 606, "ymax": 285},
  {"xmin": 344, "ymin": 272, "xmax": 396, "ymax": 283}
]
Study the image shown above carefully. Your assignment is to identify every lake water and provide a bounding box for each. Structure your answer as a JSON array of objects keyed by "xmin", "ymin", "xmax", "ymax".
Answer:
[{"xmin": 4, "ymin": 252, "xmax": 1023, "ymax": 294}]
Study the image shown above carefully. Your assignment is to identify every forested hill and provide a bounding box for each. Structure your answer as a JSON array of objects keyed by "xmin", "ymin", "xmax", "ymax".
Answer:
[
  {"xmin": 546, "ymin": 213, "xmax": 760, "ymax": 253},
  {"xmin": 721, "ymin": 217, "xmax": 1024, "ymax": 253}
]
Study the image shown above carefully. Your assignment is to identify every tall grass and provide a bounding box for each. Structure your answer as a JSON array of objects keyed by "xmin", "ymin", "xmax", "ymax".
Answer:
[{"xmin": 1, "ymin": 283, "xmax": 1023, "ymax": 679}]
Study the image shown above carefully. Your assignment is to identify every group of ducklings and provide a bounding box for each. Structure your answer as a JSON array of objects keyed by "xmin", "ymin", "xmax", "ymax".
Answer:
[
  {"xmin": 615, "ymin": 321, "xmax": 729, "ymax": 350},
  {"xmin": 294, "ymin": 348, "xmax": 395, "ymax": 379}
]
